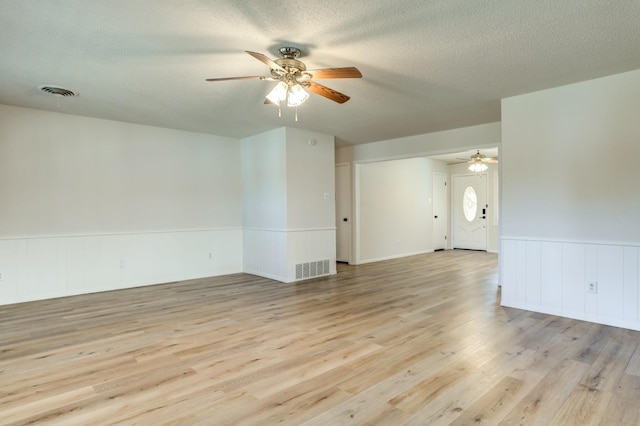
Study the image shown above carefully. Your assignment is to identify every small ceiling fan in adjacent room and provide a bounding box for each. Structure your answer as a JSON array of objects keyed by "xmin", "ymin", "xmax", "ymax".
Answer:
[
  {"xmin": 205, "ymin": 47, "xmax": 362, "ymax": 120},
  {"xmin": 464, "ymin": 150, "xmax": 498, "ymax": 172}
]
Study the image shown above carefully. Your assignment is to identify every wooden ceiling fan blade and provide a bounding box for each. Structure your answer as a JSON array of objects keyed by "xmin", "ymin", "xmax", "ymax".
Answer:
[
  {"xmin": 245, "ymin": 51, "xmax": 285, "ymax": 72},
  {"xmin": 307, "ymin": 67, "xmax": 362, "ymax": 79},
  {"xmin": 306, "ymin": 81, "xmax": 350, "ymax": 104},
  {"xmin": 205, "ymin": 76, "xmax": 273, "ymax": 82}
]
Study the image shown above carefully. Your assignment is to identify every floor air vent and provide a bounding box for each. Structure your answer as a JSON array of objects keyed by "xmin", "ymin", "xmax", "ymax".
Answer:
[{"xmin": 295, "ymin": 259, "xmax": 330, "ymax": 280}]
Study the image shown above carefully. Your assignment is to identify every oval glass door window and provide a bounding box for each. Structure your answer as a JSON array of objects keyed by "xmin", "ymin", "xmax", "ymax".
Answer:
[{"xmin": 463, "ymin": 186, "xmax": 477, "ymax": 222}]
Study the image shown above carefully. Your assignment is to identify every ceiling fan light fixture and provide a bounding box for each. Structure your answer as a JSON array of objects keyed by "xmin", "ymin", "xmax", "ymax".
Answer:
[
  {"xmin": 266, "ymin": 81, "xmax": 288, "ymax": 104},
  {"xmin": 287, "ymin": 83, "xmax": 309, "ymax": 107},
  {"xmin": 206, "ymin": 48, "xmax": 361, "ymax": 108},
  {"xmin": 469, "ymin": 161, "xmax": 488, "ymax": 172}
]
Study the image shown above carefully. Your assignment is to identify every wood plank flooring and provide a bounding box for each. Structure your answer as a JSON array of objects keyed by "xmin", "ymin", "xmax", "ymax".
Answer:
[{"xmin": 1, "ymin": 250, "xmax": 640, "ymax": 425}]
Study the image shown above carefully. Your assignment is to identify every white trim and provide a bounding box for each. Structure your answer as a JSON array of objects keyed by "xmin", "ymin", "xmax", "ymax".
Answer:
[
  {"xmin": 357, "ymin": 250, "xmax": 433, "ymax": 265},
  {"xmin": 432, "ymin": 171, "xmax": 448, "ymax": 251},
  {"xmin": 335, "ymin": 162, "xmax": 352, "ymax": 264},
  {"xmin": 501, "ymin": 236, "xmax": 640, "ymax": 247},
  {"xmin": 0, "ymin": 227, "xmax": 243, "ymax": 241},
  {"xmin": 354, "ymin": 163, "xmax": 362, "ymax": 264},
  {"xmin": 503, "ymin": 300, "xmax": 640, "ymax": 332},
  {"xmin": 492, "ymin": 171, "xmax": 500, "ymax": 227},
  {"xmin": 243, "ymin": 269, "xmax": 289, "ymax": 283},
  {"xmin": 0, "ymin": 226, "xmax": 342, "ymax": 241},
  {"xmin": 242, "ymin": 227, "xmax": 336, "ymax": 233}
]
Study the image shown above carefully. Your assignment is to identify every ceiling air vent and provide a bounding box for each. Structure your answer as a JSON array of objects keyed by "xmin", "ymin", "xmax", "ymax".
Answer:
[{"xmin": 38, "ymin": 85, "xmax": 79, "ymax": 97}]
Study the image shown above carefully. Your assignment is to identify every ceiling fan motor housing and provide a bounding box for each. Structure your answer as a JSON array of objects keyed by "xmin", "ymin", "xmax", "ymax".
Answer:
[
  {"xmin": 279, "ymin": 46, "xmax": 301, "ymax": 59},
  {"xmin": 471, "ymin": 150, "xmax": 486, "ymax": 161},
  {"xmin": 275, "ymin": 58, "xmax": 306, "ymax": 73},
  {"xmin": 274, "ymin": 47, "xmax": 307, "ymax": 81}
]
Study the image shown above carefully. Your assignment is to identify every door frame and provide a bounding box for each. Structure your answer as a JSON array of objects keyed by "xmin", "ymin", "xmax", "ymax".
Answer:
[
  {"xmin": 432, "ymin": 171, "xmax": 448, "ymax": 251},
  {"xmin": 335, "ymin": 162, "xmax": 352, "ymax": 263}
]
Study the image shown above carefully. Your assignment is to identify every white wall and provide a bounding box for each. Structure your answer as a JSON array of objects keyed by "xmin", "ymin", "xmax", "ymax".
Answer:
[
  {"xmin": 501, "ymin": 69, "xmax": 640, "ymax": 330},
  {"xmin": 241, "ymin": 128, "xmax": 288, "ymax": 281},
  {"xmin": 242, "ymin": 128, "xmax": 287, "ymax": 230},
  {"xmin": 356, "ymin": 157, "xmax": 448, "ymax": 264},
  {"xmin": 242, "ymin": 127, "xmax": 337, "ymax": 282},
  {"xmin": 0, "ymin": 105, "xmax": 243, "ymax": 305},
  {"xmin": 0, "ymin": 108, "xmax": 339, "ymax": 304},
  {"xmin": 0, "ymin": 105, "xmax": 242, "ymax": 236},
  {"xmin": 502, "ymin": 70, "xmax": 640, "ymax": 243},
  {"xmin": 285, "ymin": 128, "xmax": 335, "ymax": 230},
  {"xmin": 285, "ymin": 128, "xmax": 337, "ymax": 280}
]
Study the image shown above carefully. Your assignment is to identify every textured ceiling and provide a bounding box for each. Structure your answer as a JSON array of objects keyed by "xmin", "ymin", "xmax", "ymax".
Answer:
[{"xmin": 1, "ymin": 1, "xmax": 639, "ymax": 147}]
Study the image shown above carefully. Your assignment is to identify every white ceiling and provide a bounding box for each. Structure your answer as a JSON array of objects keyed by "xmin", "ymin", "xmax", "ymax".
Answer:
[{"xmin": 1, "ymin": 1, "xmax": 639, "ymax": 147}]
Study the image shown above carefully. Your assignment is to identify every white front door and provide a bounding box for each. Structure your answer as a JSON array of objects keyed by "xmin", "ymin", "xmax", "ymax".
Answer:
[
  {"xmin": 452, "ymin": 174, "xmax": 487, "ymax": 250},
  {"xmin": 433, "ymin": 172, "xmax": 447, "ymax": 250},
  {"xmin": 335, "ymin": 163, "xmax": 351, "ymax": 263}
]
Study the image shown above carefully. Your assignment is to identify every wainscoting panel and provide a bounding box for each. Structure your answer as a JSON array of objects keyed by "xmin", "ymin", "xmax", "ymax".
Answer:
[
  {"xmin": 525, "ymin": 241, "xmax": 541, "ymax": 306},
  {"xmin": 501, "ymin": 238, "xmax": 640, "ymax": 331},
  {"xmin": 562, "ymin": 243, "xmax": 586, "ymax": 316},
  {"xmin": 623, "ymin": 247, "xmax": 639, "ymax": 323},
  {"xmin": 597, "ymin": 245, "xmax": 624, "ymax": 322},
  {"xmin": 242, "ymin": 228, "xmax": 289, "ymax": 282},
  {"xmin": 287, "ymin": 228, "xmax": 337, "ymax": 281},
  {"xmin": 243, "ymin": 228, "xmax": 337, "ymax": 283},
  {"xmin": 0, "ymin": 228, "xmax": 243, "ymax": 306},
  {"xmin": 540, "ymin": 242, "xmax": 562, "ymax": 311}
]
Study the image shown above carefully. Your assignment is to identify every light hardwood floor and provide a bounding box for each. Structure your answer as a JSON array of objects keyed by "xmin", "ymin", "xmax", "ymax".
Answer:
[{"xmin": 2, "ymin": 250, "xmax": 640, "ymax": 425}]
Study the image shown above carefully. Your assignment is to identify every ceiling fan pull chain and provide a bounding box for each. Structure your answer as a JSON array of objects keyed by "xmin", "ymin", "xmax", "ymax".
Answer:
[
  {"xmin": 278, "ymin": 103, "xmax": 281, "ymax": 118},
  {"xmin": 295, "ymin": 106, "xmax": 298, "ymax": 122}
]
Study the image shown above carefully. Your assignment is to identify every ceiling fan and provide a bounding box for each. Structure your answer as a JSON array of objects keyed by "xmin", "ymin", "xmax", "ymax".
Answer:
[
  {"xmin": 205, "ymin": 47, "xmax": 362, "ymax": 116},
  {"xmin": 463, "ymin": 150, "xmax": 498, "ymax": 172}
]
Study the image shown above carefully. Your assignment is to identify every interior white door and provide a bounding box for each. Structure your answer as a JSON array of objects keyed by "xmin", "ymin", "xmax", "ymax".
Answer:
[
  {"xmin": 335, "ymin": 163, "xmax": 351, "ymax": 263},
  {"xmin": 452, "ymin": 174, "xmax": 487, "ymax": 250},
  {"xmin": 433, "ymin": 172, "xmax": 447, "ymax": 250}
]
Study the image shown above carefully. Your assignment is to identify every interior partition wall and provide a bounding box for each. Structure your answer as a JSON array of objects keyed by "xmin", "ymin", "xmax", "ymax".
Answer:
[{"xmin": 500, "ymin": 69, "xmax": 640, "ymax": 330}]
